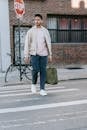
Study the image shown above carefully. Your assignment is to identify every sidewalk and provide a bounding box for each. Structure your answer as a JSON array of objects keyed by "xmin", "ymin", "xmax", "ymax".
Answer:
[
  {"xmin": 0, "ymin": 64, "xmax": 87, "ymax": 86},
  {"xmin": 58, "ymin": 64, "xmax": 87, "ymax": 80}
]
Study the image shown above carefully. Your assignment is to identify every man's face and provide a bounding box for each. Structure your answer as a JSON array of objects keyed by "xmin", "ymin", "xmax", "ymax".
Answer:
[{"xmin": 34, "ymin": 16, "xmax": 43, "ymax": 26}]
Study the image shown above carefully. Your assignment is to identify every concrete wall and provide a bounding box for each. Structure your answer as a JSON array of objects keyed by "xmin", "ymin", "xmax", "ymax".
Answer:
[{"xmin": 0, "ymin": 0, "xmax": 11, "ymax": 71}]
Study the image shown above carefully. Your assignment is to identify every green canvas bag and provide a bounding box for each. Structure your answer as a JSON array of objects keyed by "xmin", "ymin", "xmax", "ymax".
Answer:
[{"xmin": 46, "ymin": 67, "xmax": 58, "ymax": 85}]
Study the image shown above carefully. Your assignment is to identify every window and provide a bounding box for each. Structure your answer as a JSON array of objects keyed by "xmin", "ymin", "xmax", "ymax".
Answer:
[
  {"xmin": 83, "ymin": 19, "xmax": 87, "ymax": 29},
  {"xmin": 13, "ymin": 26, "xmax": 31, "ymax": 64},
  {"xmin": 47, "ymin": 17, "xmax": 57, "ymax": 43},
  {"xmin": 47, "ymin": 15, "xmax": 87, "ymax": 43}
]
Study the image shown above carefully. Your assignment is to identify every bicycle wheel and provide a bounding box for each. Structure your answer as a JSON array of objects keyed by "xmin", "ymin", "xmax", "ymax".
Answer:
[
  {"xmin": 5, "ymin": 64, "xmax": 20, "ymax": 82},
  {"xmin": 22, "ymin": 65, "xmax": 32, "ymax": 80}
]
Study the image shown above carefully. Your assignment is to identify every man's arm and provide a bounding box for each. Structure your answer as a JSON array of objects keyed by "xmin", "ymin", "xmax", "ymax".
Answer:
[
  {"xmin": 24, "ymin": 31, "xmax": 30, "ymax": 64},
  {"xmin": 45, "ymin": 29, "xmax": 52, "ymax": 62}
]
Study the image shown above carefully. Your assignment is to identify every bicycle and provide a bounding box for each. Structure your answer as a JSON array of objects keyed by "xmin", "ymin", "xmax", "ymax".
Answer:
[{"xmin": 5, "ymin": 53, "xmax": 32, "ymax": 82}]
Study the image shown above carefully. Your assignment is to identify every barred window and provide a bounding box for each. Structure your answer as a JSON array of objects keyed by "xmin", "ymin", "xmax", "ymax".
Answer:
[
  {"xmin": 13, "ymin": 26, "xmax": 31, "ymax": 64},
  {"xmin": 47, "ymin": 15, "xmax": 87, "ymax": 43}
]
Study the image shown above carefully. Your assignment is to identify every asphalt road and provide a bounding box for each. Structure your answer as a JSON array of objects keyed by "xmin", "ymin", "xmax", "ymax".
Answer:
[{"xmin": 0, "ymin": 79, "xmax": 87, "ymax": 130}]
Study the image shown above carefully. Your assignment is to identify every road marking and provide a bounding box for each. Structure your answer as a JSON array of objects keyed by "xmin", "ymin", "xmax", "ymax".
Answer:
[
  {"xmin": 0, "ymin": 99, "xmax": 87, "ymax": 114},
  {"xmin": 0, "ymin": 97, "xmax": 40, "ymax": 104},
  {"xmin": 0, "ymin": 86, "xmax": 65, "ymax": 94},
  {"xmin": 1, "ymin": 110, "xmax": 87, "ymax": 128},
  {"xmin": 0, "ymin": 85, "xmax": 65, "ymax": 91},
  {"xmin": 59, "ymin": 114, "xmax": 87, "ymax": 121},
  {"xmin": 1, "ymin": 121, "xmax": 46, "ymax": 128},
  {"xmin": 0, "ymin": 88, "xmax": 78, "ymax": 97}
]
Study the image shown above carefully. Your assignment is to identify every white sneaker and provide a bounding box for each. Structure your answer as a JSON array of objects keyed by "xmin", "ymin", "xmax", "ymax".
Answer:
[
  {"xmin": 31, "ymin": 84, "xmax": 36, "ymax": 93},
  {"xmin": 40, "ymin": 89, "xmax": 47, "ymax": 96}
]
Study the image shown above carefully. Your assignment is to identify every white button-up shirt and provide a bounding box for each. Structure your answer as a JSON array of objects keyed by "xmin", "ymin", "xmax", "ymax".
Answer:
[
  {"xmin": 36, "ymin": 28, "xmax": 48, "ymax": 56},
  {"xmin": 24, "ymin": 26, "xmax": 52, "ymax": 57}
]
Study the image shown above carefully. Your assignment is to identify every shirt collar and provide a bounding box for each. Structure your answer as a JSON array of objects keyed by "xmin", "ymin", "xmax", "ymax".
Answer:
[{"xmin": 34, "ymin": 25, "xmax": 43, "ymax": 29}]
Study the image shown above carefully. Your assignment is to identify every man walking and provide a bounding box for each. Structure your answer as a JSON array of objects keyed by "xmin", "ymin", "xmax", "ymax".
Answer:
[{"xmin": 24, "ymin": 14, "xmax": 52, "ymax": 96}]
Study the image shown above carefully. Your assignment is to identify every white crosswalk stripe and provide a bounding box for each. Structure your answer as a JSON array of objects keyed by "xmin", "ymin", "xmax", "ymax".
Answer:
[
  {"xmin": 0, "ymin": 99, "xmax": 87, "ymax": 114},
  {"xmin": 0, "ymin": 85, "xmax": 79, "ymax": 97},
  {"xmin": 0, "ymin": 81, "xmax": 87, "ymax": 130},
  {"xmin": 0, "ymin": 84, "xmax": 79, "ymax": 107},
  {"xmin": 0, "ymin": 84, "xmax": 80, "ymax": 113},
  {"xmin": 0, "ymin": 88, "xmax": 78, "ymax": 97}
]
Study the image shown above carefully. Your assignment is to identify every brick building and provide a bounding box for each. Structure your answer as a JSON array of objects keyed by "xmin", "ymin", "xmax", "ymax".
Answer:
[{"xmin": 3, "ymin": 0, "xmax": 87, "ymax": 71}]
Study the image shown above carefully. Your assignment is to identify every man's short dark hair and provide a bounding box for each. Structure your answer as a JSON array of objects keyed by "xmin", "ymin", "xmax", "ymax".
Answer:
[{"xmin": 35, "ymin": 14, "xmax": 43, "ymax": 20}]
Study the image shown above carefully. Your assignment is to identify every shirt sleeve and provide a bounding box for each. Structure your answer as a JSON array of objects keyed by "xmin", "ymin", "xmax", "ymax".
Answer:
[
  {"xmin": 45, "ymin": 29, "xmax": 52, "ymax": 56},
  {"xmin": 24, "ymin": 31, "xmax": 30, "ymax": 58}
]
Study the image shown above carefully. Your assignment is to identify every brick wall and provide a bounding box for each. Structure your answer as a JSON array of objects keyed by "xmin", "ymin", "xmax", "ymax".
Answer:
[
  {"xmin": 9, "ymin": 0, "xmax": 87, "ymax": 65},
  {"xmin": 52, "ymin": 43, "xmax": 87, "ymax": 65}
]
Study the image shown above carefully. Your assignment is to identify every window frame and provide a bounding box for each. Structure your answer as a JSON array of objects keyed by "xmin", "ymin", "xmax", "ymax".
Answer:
[{"xmin": 47, "ymin": 15, "xmax": 87, "ymax": 43}]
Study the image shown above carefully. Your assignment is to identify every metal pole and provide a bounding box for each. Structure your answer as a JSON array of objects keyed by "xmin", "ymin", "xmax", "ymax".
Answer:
[{"xmin": 18, "ymin": 19, "xmax": 22, "ymax": 81}]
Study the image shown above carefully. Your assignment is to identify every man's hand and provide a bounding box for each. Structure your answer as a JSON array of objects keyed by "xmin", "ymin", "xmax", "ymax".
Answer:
[
  {"xmin": 48, "ymin": 55, "xmax": 52, "ymax": 63},
  {"xmin": 24, "ymin": 57, "xmax": 30, "ymax": 64}
]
